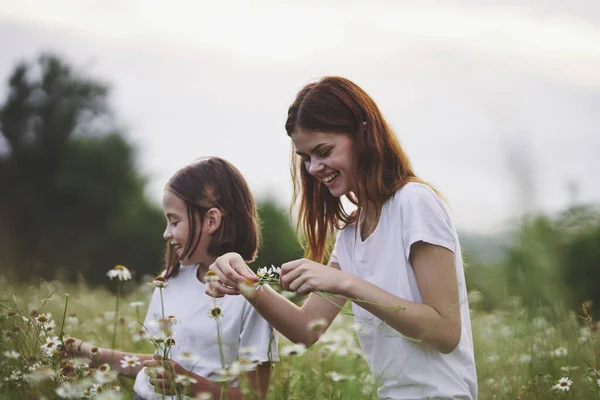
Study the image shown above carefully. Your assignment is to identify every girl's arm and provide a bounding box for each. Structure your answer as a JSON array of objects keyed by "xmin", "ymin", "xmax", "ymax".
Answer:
[
  {"xmin": 145, "ymin": 358, "xmax": 273, "ymax": 399},
  {"xmin": 207, "ymin": 253, "xmax": 346, "ymax": 347},
  {"xmin": 280, "ymin": 242, "xmax": 462, "ymax": 354},
  {"xmin": 64, "ymin": 338, "xmax": 154, "ymax": 378}
]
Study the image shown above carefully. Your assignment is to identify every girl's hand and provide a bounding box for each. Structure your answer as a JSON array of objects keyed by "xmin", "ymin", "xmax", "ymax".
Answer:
[
  {"xmin": 280, "ymin": 258, "xmax": 350, "ymax": 295},
  {"xmin": 205, "ymin": 252, "xmax": 258, "ymax": 298},
  {"xmin": 144, "ymin": 356, "xmax": 194, "ymax": 396}
]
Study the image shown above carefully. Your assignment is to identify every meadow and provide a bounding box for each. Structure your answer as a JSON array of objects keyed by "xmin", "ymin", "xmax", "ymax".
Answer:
[{"xmin": 0, "ymin": 269, "xmax": 599, "ymax": 399}]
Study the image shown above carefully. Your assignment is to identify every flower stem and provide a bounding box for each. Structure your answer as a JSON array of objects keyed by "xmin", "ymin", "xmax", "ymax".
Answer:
[
  {"xmin": 159, "ymin": 287, "xmax": 165, "ymax": 320},
  {"xmin": 58, "ymin": 293, "xmax": 69, "ymax": 341},
  {"xmin": 112, "ymin": 281, "xmax": 120, "ymax": 351}
]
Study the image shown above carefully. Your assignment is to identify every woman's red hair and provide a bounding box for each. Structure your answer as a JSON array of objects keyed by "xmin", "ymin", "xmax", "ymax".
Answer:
[{"xmin": 285, "ymin": 76, "xmax": 437, "ymax": 263}]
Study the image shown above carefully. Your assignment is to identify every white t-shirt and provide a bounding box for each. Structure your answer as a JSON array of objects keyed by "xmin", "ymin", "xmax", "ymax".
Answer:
[
  {"xmin": 133, "ymin": 264, "xmax": 279, "ymax": 400},
  {"xmin": 330, "ymin": 182, "xmax": 478, "ymax": 399}
]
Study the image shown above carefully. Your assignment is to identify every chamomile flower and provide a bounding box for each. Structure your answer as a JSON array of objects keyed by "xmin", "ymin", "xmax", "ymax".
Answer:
[
  {"xmin": 179, "ymin": 351, "xmax": 199, "ymax": 364},
  {"xmin": 152, "ymin": 276, "xmax": 168, "ymax": 288},
  {"xmin": 5, "ymin": 370, "xmax": 22, "ymax": 382},
  {"xmin": 120, "ymin": 355, "xmax": 141, "ymax": 368},
  {"xmin": 281, "ymin": 343, "xmax": 306, "ymax": 357},
  {"xmin": 327, "ymin": 371, "xmax": 354, "ymax": 382},
  {"xmin": 308, "ymin": 318, "xmax": 328, "ymax": 336},
  {"xmin": 129, "ymin": 301, "xmax": 145, "ymax": 309},
  {"xmin": 175, "ymin": 374, "xmax": 198, "ymax": 386},
  {"xmin": 40, "ymin": 336, "xmax": 61, "ymax": 357},
  {"xmin": 90, "ymin": 346, "xmax": 102, "ymax": 357},
  {"xmin": 132, "ymin": 329, "xmax": 150, "ymax": 343},
  {"xmin": 239, "ymin": 279, "xmax": 259, "ymax": 298},
  {"xmin": 55, "ymin": 381, "xmax": 83, "ymax": 398},
  {"xmin": 95, "ymin": 364, "xmax": 118, "ymax": 384},
  {"xmin": 66, "ymin": 313, "xmax": 79, "ymax": 325},
  {"xmin": 107, "ymin": 264, "xmax": 132, "ymax": 281},
  {"xmin": 205, "ymin": 270, "xmax": 219, "ymax": 284},
  {"xmin": 3, "ymin": 350, "xmax": 20, "ymax": 359},
  {"xmin": 208, "ymin": 306, "xmax": 223, "ymax": 319},
  {"xmin": 35, "ymin": 313, "xmax": 51, "ymax": 324},
  {"xmin": 24, "ymin": 367, "xmax": 53, "ymax": 384},
  {"xmin": 553, "ymin": 347, "xmax": 568, "ymax": 357},
  {"xmin": 552, "ymin": 377, "xmax": 572, "ymax": 391}
]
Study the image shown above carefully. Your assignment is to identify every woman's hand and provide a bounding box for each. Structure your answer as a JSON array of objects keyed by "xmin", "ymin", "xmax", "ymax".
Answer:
[
  {"xmin": 205, "ymin": 252, "xmax": 258, "ymax": 298},
  {"xmin": 280, "ymin": 258, "xmax": 351, "ymax": 295},
  {"xmin": 144, "ymin": 356, "xmax": 196, "ymax": 396}
]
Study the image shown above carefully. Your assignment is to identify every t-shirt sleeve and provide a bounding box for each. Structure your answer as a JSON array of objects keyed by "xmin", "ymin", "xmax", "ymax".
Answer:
[
  {"xmin": 400, "ymin": 184, "xmax": 457, "ymax": 261},
  {"xmin": 238, "ymin": 302, "xmax": 279, "ymax": 363}
]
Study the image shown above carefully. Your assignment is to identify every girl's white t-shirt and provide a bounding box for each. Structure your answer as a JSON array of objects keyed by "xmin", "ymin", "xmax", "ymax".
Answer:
[
  {"xmin": 133, "ymin": 264, "xmax": 279, "ymax": 400},
  {"xmin": 330, "ymin": 182, "xmax": 478, "ymax": 400}
]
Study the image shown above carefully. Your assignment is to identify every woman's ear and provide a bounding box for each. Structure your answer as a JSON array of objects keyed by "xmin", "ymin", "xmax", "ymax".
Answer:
[{"xmin": 205, "ymin": 208, "xmax": 222, "ymax": 234}]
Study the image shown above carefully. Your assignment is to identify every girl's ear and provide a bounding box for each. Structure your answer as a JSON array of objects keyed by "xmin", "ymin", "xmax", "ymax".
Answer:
[{"xmin": 205, "ymin": 207, "xmax": 222, "ymax": 234}]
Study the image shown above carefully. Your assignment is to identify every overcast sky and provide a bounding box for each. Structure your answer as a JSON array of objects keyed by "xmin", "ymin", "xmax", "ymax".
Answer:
[{"xmin": 1, "ymin": 0, "xmax": 599, "ymax": 234}]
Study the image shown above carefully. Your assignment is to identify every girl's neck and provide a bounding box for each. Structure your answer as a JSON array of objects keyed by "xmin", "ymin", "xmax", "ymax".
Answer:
[{"xmin": 196, "ymin": 257, "xmax": 216, "ymax": 283}]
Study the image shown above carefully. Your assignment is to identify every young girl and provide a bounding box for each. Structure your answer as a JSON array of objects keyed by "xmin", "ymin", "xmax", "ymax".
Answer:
[
  {"xmin": 207, "ymin": 77, "xmax": 478, "ymax": 399},
  {"xmin": 65, "ymin": 157, "xmax": 278, "ymax": 400}
]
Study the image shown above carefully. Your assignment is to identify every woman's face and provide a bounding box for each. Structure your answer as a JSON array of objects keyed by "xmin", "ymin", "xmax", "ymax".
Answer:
[{"xmin": 291, "ymin": 129, "xmax": 355, "ymax": 198}]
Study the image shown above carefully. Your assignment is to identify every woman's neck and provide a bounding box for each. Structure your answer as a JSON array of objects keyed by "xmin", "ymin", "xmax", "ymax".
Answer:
[{"xmin": 359, "ymin": 201, "xmax": 379, "ymax": 240}]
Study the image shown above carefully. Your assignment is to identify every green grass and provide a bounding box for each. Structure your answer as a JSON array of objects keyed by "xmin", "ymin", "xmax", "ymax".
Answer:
[{"xmin": 0, "ymin": 277, "xmax": 599, "ymax": 399}]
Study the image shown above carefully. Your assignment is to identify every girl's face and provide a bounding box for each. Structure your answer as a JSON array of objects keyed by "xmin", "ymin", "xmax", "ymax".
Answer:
[
  {"xmin": 291, "ymin": 129, "xmax": 355, "ymax": 198},
  {"xmin": 162, "ymin": 190, "xmax": 213, "ymax": 265}
]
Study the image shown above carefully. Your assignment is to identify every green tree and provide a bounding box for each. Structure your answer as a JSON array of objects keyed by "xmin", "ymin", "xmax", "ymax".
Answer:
[
  {"xmin": 0, "ymin": 53, "xmax": 164, "ymax": 283},
  {"xmin": 253, "ymin": 197, "xmax": 303, "ymax": 271}
]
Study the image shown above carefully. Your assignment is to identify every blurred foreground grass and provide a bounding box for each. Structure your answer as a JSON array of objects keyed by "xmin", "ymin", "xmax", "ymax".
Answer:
[{"xmin": 1, "ymin": 277, "xmax": 599, "ymax": 399}]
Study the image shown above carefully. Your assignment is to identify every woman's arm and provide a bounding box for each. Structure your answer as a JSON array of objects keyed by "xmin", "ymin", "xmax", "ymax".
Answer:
[
  {"xmin": 63, "ymin": 338, "xmax": 154, "ymax": 378},
  {"xmin": 145, "ymin": 358, "xmax": 273, "ymax": 399},
  {"xmin": 280, "ymin": 242, "xmax": 462, "ymax": 354},
  {"xmin": 207, "ymin": 253, "xmax": 346, "ymax": 347}
]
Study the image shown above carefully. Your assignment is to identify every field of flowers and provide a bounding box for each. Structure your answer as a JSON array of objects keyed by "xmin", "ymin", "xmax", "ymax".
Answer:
[{"xmin": 1, "ymin": 270, "xmax": 599, "ymax": 399}]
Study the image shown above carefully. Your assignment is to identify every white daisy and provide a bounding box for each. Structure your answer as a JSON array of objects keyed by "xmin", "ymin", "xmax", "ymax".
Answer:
[
  {"xmin": 175, "ymin": 374, "xmax": 198, "ymax": 386},
  {"xmin": 120, "ymin": 355, "xmax": 141, "ymax": 368},
  {"xmin": 106, "ymin": 265, "xmax": 132, "ymax": 281},
  {"xmin": 553, "ymin": 347, "xmax": 568, "ymax": 357},
  {"xmin": 95, "ymin": 364, "xmax": 118, "ymax": 384},
  {"xmin": 552, "ymin": 377, "xmax": 573, "ymax": 392},
  {"xmin": 208, "ymin": 306, "xmax": 223, "ymax": 319},
  {"xmin": 281, "ymin": 343, "xmax": 306, "ymax": 357},
  {"xmin": 204, "ymin": 270, "xmax": 219, "ymax": 283},
  {"xmin": 327, "ymin": 371, "xmax": 354, "ymax": 382},
  {"xmin": 55, "ymin": 381, "xmax": 82, "ymax": 398},
  {"xmin": 132, "ymin": 329, "xmax": 150, "ymax": 343},
  {"xmin": 152, "ymin": 276, "xmax": 168, "ymax": 288},
  {"xmin": 40, "ymin": 336, "xmax": 61, "ymax": 357},
  {"xmin": 3, "ymin": 350, "xmax": 20, "ymax": 359}
]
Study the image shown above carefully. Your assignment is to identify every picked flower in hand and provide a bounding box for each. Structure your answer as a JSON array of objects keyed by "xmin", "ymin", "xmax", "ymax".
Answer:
[{"xmin": 256, "ymin": 265, "xmax": 281, "ymax": 285}]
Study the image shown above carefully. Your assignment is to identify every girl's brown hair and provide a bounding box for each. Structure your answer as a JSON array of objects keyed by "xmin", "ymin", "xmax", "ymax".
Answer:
[
  {"xmin": 285, "ymin": 76, "xmax": 435, "ymax": 263},
  {"xmin": 163, "ymin": 157, "xmax": 260, "ymax": 279}
]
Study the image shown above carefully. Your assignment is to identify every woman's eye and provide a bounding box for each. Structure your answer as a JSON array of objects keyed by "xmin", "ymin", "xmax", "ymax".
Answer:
[
  {"xmin": 320, "ymin": 149, "xmax": 332, "ymax": 157},
  {"xmin": 170, "ymin": 221, "xmax": 179, "ymax": 227}
]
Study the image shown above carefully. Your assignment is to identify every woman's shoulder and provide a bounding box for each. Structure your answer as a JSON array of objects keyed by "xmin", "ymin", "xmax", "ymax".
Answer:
[{"xmin": 393, "ymin": 181, "xmax": 440, "ymax": 203}]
